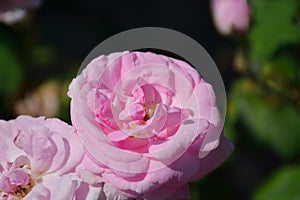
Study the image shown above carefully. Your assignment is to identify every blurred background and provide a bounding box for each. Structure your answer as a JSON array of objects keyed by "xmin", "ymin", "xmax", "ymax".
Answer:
[{"xmin": 0, "ymin": 0, "xmax": 299, "ymax": 199}]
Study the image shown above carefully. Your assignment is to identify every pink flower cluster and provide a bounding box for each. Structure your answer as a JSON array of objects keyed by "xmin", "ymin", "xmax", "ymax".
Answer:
[{"xmin": 1, "ymin": 51, "xmax": 233, "ymax": 199}]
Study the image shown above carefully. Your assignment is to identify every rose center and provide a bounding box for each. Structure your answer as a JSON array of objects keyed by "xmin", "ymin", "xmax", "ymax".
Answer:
[
  {"xmin": 12, "ymin": 176, "xmax": 34, "ymax": 199},
  {"xmin": 143, "ymin": 101, "xmax": 156, "ymax": 121},
  {"xmin": 0, "ymin": 162, "xmax": 35, "ymax": 199}
]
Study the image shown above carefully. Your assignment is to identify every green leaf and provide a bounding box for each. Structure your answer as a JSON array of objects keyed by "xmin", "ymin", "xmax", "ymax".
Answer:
[
  {"xmin": 260, "ymin": 56, "xmax": 297, "ymax": 91},
  {"xmin": 253, "ymin": 165, "xmax": 300, "ymax": 200},
  {"xmin": 224, "ymin": 96, "xmax": 240, "ymax": 143},
  {"xmin": 0, "ymin": 43, "xmax": 22, "ymax": 95},
  {"xmin": 232, "ymin": 79, "xmax": 300, "ymax": 158},
  {"xmin": 58, "ymin": 80, "xmax": 72, "ymax": 123},
  {"xmin": 28, "ymin": 45, "xmax": 56, "ymax": 66},
  {"xmin": 249, "ymin": 0, "xmax": 300, "ymax": 60}
]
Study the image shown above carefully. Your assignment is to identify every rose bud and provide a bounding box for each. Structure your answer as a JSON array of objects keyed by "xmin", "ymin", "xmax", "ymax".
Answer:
[{"xmin": 211, "ymin": 0, "xmax": 250, "ymax": 35}]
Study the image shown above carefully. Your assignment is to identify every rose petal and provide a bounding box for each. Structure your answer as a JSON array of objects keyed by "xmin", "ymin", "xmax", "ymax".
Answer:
[
  {"xmin": 102, "ymin": 183, "xmax": 133, "ymax": 200},
  {"xmin": 192, "ymin": 135, "xmax": 234, "ymax": 181},
  {"xmin": 42, "ymin": 175, "xmax": 79, "ymax": 200},
  {"xmin": 23, "ymin": 184, "xmax": 50, "ymax": 200},
  {"xmin": 75, "ymin": 182, "xmax": 105, "ymax": 200},
  {"xmin": 0, "ymin": 120, "xmax": 24, "ymax": 164},
  {"xmin": 75, "ymin": 114, "xmax": 149, "ymax": 164},
  {"xmin": 143, "ymin": 184, "xmax": 190, "ymax": 200},
  {"xmin": 147, "ymin": 119, "xmax": 209, "ymax": 163}
]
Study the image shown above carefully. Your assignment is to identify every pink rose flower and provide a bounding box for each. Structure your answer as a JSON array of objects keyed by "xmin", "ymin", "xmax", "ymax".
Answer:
[
  {"xmin": 69, "ymin": 51, "xmax": 233, "ymax": 199},
  {"xmin": 0, "ymin": 115, "xmax": 103, "ymax": 200},
  {"xmin": 211, "ymin": 0, "xmax": 250, "ymax": 35}
]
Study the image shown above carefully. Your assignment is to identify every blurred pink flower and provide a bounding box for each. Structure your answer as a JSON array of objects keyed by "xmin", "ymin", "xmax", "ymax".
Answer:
[
  {"xmin": 0, "ymin": 9, "xmax": 26, "ymax": 25},
  {"xmin": 14, "ymin": 80, "xmax": 61, "ymax": 118},
  {"xmin": 0, "ymin": 0, "xmax": 42, "ymax": 24},
  {"xmin": 211, "ymin": 0, "xmax": 250, "ymax": 35},
  {"xmin": 68, "ymin": 51, "xmax": 233, "ymax": 199},
  {"xmin": 0, "ymin": 116, "xmax": 103, "ymax": 200},
  {"xmin": 0, "ymin": 0, "xmax": 41, "ymax": 12}
]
